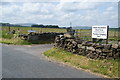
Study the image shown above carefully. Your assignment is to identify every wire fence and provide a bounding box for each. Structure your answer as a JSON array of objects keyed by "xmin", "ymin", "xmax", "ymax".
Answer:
[
  {"xmin": 2, "ymin": 26, "xmax": 120, "ymax": 43},
  {"xmin": 74, "ymin": 29, "xmax": 120, "ymax": 43},
  {"xmin": 75, "ymin": 29, "xmax": 92, "ymax": 41}
]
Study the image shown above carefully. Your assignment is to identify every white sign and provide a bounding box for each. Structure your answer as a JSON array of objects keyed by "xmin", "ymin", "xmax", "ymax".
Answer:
[
  {"xmin": 92, "ymin": 25, "xmax": 108, "ymax": 39},
  {"xmin": 28, "ymin": 30, "xmax": 36, "ymax": 33}
]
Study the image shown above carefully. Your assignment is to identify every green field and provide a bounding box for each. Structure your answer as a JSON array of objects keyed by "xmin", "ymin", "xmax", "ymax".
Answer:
[
  {"xmin": 1, "ymin": 26, "xmax": 120, "ymax": 44},
  {"xmin": 1, "ymin": 26, "xmax": 66, "ymax": 34},
  {"xmin": 0, "ymin": 26, "xmax": 66, "ymax": 45}
]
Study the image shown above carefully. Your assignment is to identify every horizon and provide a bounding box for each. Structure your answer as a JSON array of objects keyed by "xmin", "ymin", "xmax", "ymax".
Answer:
[{"xmin": 0, "ymin": 22, "xmax": 119, "ymax": 28}]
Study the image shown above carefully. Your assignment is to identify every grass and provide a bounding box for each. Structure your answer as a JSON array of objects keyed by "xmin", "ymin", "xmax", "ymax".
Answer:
[
  {"xmin": 1, "ymin": 26, "xmax": 119, "ymax": 44},
  {"xmin": 0, "ymin": 29, "xmax": 32, "ymax": 45},
  {"xmin": 0, "ymin": 38, "xmax": 32, "ymax": 45},
  {"xmin": 44, "ymin": 48, "xmax": 119, "ymax": 78},
  {"xmin": 1, "ymin": 26, "xmax": 66, "ymax": 34},
  {"xmin": 1, "ymin": 26, "xmax": 66, "ymax": 45}
]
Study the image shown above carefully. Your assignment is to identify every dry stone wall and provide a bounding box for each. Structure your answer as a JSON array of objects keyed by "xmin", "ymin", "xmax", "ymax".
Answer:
[
  {"xmin": 21, "ymin": 32, "xmax": 64, "ymax": 43},
  {"xmin": 54, "ymin": 35, "xmax": 120, "ymax": 59}
]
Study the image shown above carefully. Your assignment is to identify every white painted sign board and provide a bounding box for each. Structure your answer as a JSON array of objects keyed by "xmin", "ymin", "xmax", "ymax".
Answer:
[
  {"xmin": 28, "ymin": 30, "xmax": 36, "ymax": 33},
  {"xmin": 92, "ymin": 25, "xmax": 108, "ymax": 39}
]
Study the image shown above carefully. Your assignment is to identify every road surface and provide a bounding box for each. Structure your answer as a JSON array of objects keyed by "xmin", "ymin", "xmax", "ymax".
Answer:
[{"xmin": 2, "ymin": 44, "xmax": 102, "ymax": 78}]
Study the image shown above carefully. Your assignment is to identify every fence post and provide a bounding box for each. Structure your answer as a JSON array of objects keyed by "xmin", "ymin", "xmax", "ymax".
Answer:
[
  {"xmin": 40, "ymin": 28, "xmax": 42, "ymax": 33},
  {"xmin": 8, "ymin": 24, "xmax": 10, "ymax": 33},
  {"xmin": 106, "ymin": 25, "xmax": 109, "ymax": 44},
  {"xmin": 118, "ymin": 27, "xmax": 120, "ymax": 43},
  {"xmin": 79, "ymin": 29, "xmax": 81, "ymax": 39},
  {"xmin": 76, "ymin": 29, "xmax": 78, "ymax": 38}
]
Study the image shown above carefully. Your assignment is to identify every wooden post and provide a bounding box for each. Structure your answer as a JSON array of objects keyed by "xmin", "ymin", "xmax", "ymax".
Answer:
[
  {"xmin": 79, "ymin": 29, "xmax": 81, "ymax": 37},
  {"xmin": 8, "ymin": 24, "xmax": 10, "ymax": 33},
  {"xmin": 118, "ymin": 27, "xmax": 120, "ymax": 43},
  {"xmin": 76, "ymin": 29, "xmax": 78, "ymax": 38},
  {"xmin": 106, "ymin": 25, "xmax": 109, "ymax": 44},
  {"xmin": 40, "ymin": 28, "xmax": 42, "ymax": 33},
  {"xmin": 92, "ymin": 38, "xmax": 97, "ymax": 43}
]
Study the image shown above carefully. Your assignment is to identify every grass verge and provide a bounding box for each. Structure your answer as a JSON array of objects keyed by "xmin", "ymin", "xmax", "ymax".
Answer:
[
  {"xmin": 0, "ymin": 38, "xmax": 54, "ymax": 45},
  {"xmin": 0, "ymin": 38, "xmax": 32, "ymax": 45},
  {"xmin": 0, "ymin": 30, "xmax": 54, "ymax": 45},
  {"xmin": 43, "ymin": 48, "xmax": 119, "ymax": 78}
]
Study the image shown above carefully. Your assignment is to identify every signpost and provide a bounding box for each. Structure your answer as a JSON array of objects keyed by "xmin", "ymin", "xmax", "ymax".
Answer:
[{"xmin": 92, "ymin": 25, "xmax": 109, "ymax": 44}]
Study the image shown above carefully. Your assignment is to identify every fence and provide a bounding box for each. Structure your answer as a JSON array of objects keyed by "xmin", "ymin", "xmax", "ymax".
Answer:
[
  {"xmin": 75, "ymin": 29, "xmax": 92, "ymax": 41},
  {"xmin": 2, "ymin": 26, "xmax": 120, "ymax": 44},
  {"xmin": 74, "ymin": 29, "xmax": 120, "ymax": 44}
]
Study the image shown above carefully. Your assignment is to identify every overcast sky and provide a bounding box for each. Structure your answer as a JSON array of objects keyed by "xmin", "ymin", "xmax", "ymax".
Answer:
[{"xmin": 0, "ymin": 0, "xmax": 119, "ymax": 28}]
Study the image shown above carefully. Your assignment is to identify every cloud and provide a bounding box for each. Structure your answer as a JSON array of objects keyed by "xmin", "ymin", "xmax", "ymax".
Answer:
[
  {"xmin": 1, "ymin": 2, "xmax": 118, "ymax": 27},
  {"xmin": 106, "ymin": 7, "xmax": 114, "ymax": 11},
  {"xmin": 2, "ymin": 0, "xmax": 119, "ymax": 2},
  {"xmin": 57, "ymin": 2, "xmax": 99, "ymax": 12},
  {"xmin": 2, "ymin": 4, "xmax": 21, "ymax": 18},
  {"xmin": 1, "ymin": 2, "xmax": 12, "ymax": 5},
  {"xmin": 1, "ymin": 2, "xmax": 56, "ymax": 23},
  {"xmin": 22, "ymin": 3, "xmax": 54, "ymax": 14}
]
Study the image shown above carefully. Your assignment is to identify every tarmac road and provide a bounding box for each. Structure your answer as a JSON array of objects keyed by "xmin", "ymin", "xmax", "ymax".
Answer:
[{"xmin": 2, "ymin": 44, "xmax": 102, "ymax": 78}]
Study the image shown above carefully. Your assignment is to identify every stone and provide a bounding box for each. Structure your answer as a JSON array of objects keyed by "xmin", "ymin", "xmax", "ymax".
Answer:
[
  {"xmin": 86, "ymin": 41, "xmax": 93, "ymax": 46},
  {"xmin": 72, "ymin": 49, "xmax": 76, "ymax": 53},
  {"xmin": 92, "ymin": 43, "xmax": 97, "ymax": 47},
  {"xmin": 82, "ymin": 41, "xmax": 87, "ymax": 46},
  {"xmin": 72, "ymin": 40, "xmax": 77, "ymax": 44},
  {"xmin": 113, "ymin": 52, "xmax": 120, "ymax": 59},
  {"xmin": 101, "ymin": 53, "xmax": 107, "ymax": 56},
  {"xmin": 117, "ymin": 49, "xmax": 120, "ymax": 52},
  {"xmin": 118, "ymin": 43, "xmax": 120, "ymax": 49},
  {"xmin": 76, "ymin": 39, "xmax": 83, "ymax": 44},
  {"xmin": 94, "ymin": 45, "xmax": 104, "ymax": 49},
  {"xmin": 112, "ymin": 44, "xmax": 118, "ymax": 49},
  {"xmin": 78, "ymin": 44, "xmax": 82, "ymax": 48},
  {"xmin": 86, "ymin": 47, "xmax": 95, "ymax": 51},
  {"xmin": 118, "ymin": 42, "xmax": 120, "ymax": 45},
  {"xmin": 27, "ymin": 35, "xmax": 38, "ymax": 41},
  {"xmin": 59, "ymin": 35, "xmax": 64, "ymax": 38},
  {"xmin": 103, "ymin": 44, "xmax": 112, "ymax": 50},
  {"xmin": 96, "ymin": 49, "xmax": 102, "ymax": 53},
  {"xmin": 56, "ymin": 40, "xmax": 60, "ymax": 43},
  {"xmin": 108, "ymin": 53, "xmax": 113, "ymax": 57},
  {"xmin": 82, "ymin": 41, "xmax": 92, "ymax": 46},
  {"xmin": 81, "ymin": 46, "xmax": 86, "ymax": 49},
  {"xmin": 64, "ymin": 33, "xmax": 74, "ymax": 38},
  {"xmin": 102, "ymin": 49, "xmax": 111, "ymax": 53},
  {"xmin": 11, "ymin": 30, "xmax": 16, "ymax": 34},
  {"xmin": 78, "ymin": 49, "xmax": 83, "ymax": 55}
]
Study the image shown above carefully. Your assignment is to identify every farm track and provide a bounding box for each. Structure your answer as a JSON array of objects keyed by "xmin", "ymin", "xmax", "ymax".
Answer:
[{"xmin": 2, "ymin": 44, "xmax": 102, "ymax": 78}]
